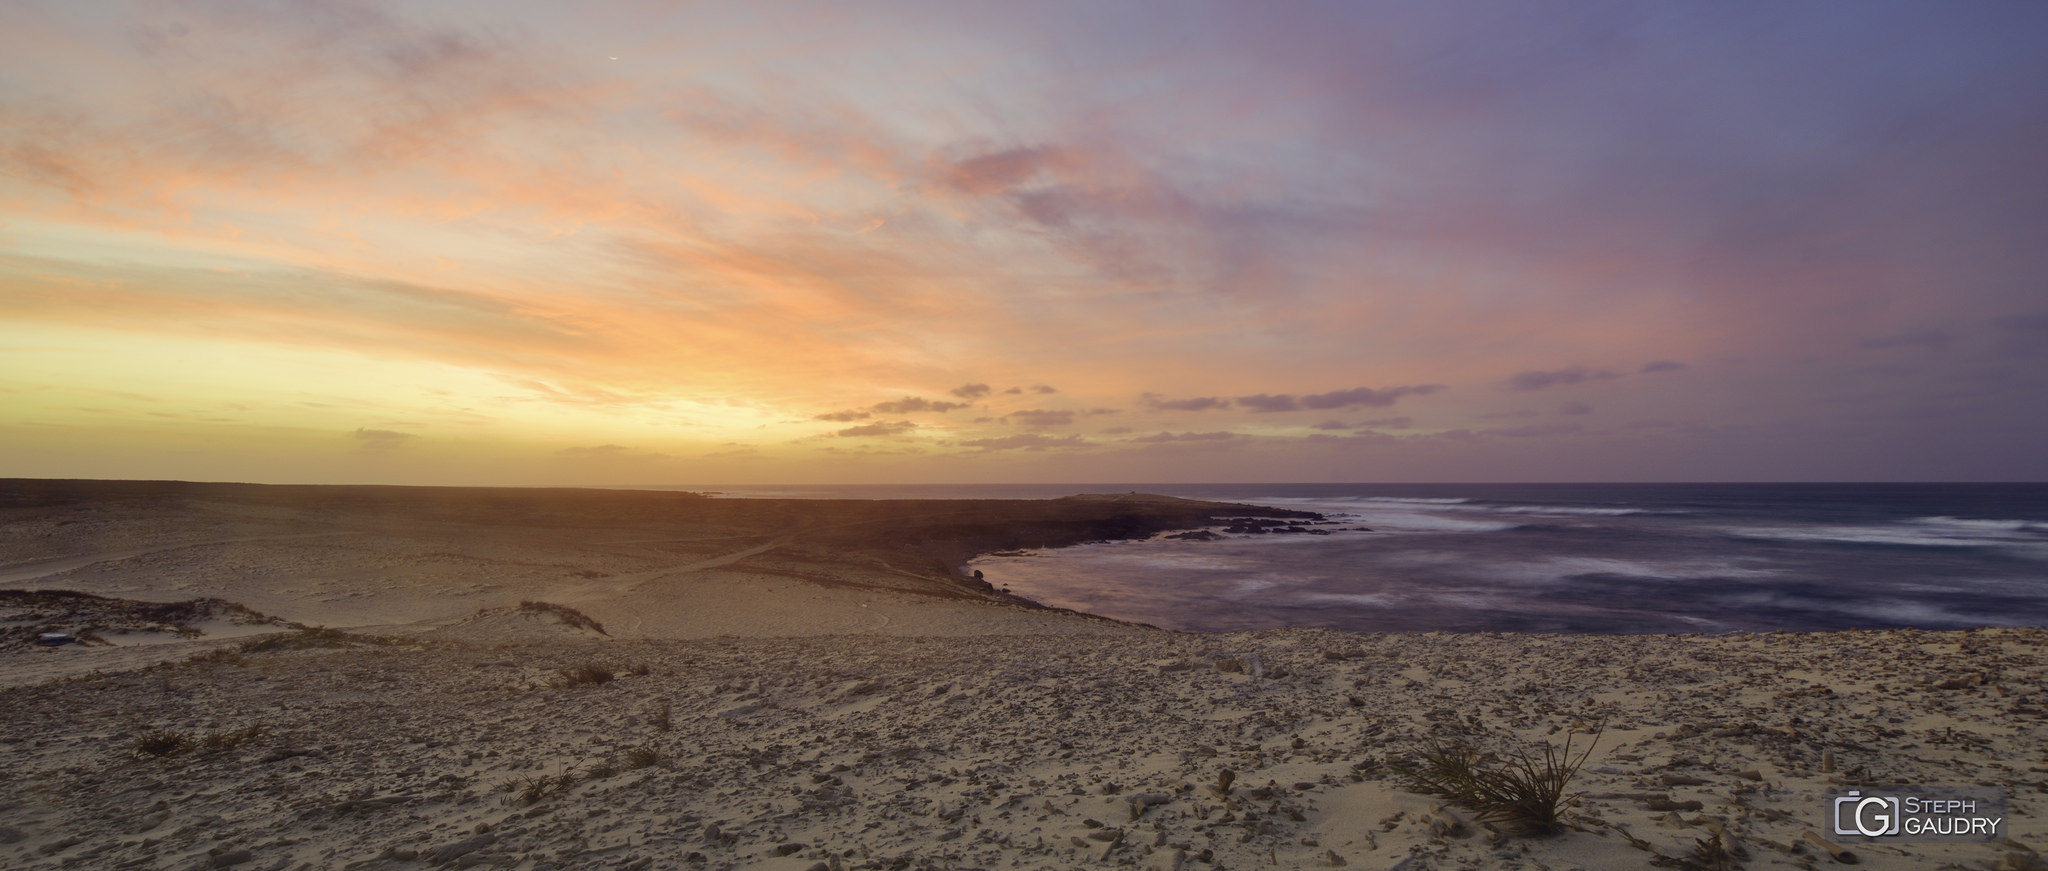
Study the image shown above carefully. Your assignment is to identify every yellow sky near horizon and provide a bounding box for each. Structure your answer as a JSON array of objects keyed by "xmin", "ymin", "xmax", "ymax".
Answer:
[{"xmin": 4, "ymin": 1, "xmax": 2045, "ymax": 485}]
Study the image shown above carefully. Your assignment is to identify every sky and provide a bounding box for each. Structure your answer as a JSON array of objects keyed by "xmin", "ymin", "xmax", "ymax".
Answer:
[{"xmin": 3, "ymin": 1, "xmax": 2046, "ymax": 486}]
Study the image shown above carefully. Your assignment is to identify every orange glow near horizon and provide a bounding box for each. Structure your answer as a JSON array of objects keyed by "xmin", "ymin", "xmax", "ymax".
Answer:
[{"xmin": 4, "ymin": 2, "xmax": 2044, "ymax": 485}]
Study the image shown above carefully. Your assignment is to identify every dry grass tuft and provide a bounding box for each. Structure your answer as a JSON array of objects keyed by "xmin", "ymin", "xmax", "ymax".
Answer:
[
  {"xmin": 502, "ymin": 770, "xmax": 579, "ymax": 806},
  {"xmin": 199, "ymin": 724, "xmax": 265, "ymax": 751},
  {"xmin": 134, "ymin": 729, "xmax": 192, "ymax": 757},
  {"xmin": 557, "ymin": 662, "xmax": 616, "ymax": 687},
  {"xmin": 583, "ymin": 756, "xmax": 620, "ymax": 779},
  {"xmin": 1393, "ymin": 726, "xmax": 1601, "ymax": 835},
  {"xmin": 621, "ymin": 746, "xmax": 664, "ymax": 770}
]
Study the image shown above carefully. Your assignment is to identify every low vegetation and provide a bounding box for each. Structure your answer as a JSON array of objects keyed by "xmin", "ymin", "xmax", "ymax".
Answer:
[
  {"xmin": 517, "ymin": 600, "xmax": 606, "ymax": 635},
  {"xmin": 134, "ymin": 729, "xmax": 193, "ymax": 758},
  {"xmin": 199, "ymin": 724, "xmax": 265, "ymax": 751},
  {"xmin": 238, "ymin": 626, "xmax": 412, "ymax": 653},
  {"xmin": 557, "ymin": 662, "xmax": 616, "ymax": 686},
  {"xmin": 1392, "ymin": 726, "xmax": 1602, "ymax": 835}
]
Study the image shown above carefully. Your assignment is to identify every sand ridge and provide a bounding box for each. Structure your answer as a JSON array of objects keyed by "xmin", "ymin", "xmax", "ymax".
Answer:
[
  {"xmin": 3, "ymin": 628, "xmax": 2044, "ymax": 870},
  {"xmin": 2, "ymin": 480, "xmax": 2043, "ymax": 869}
]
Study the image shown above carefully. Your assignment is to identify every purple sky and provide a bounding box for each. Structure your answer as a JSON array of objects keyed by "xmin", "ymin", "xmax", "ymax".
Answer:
[{"xmin": 2, "ymin": 1, "xmax": 2045, "ymax": 484}]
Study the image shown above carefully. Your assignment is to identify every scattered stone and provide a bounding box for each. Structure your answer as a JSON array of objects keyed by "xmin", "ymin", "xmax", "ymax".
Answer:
[
  {"xmin": 209, "ymin": 848, "xmax": 254, "ymax": 867},
  {"xmin": 427, "ymin": 833, "xmax": 496, "ymax": 865}
]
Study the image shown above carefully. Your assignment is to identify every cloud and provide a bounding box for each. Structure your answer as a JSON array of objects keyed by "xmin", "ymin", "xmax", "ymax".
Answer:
[
  {"xmin": 1300, "ymin": 385, "xmax": 1442, "ymax": 409},
  {"xmin": 1130, "ymin": 431, "xmax": 1237, "ymax": 443},
  {"xmin": 950, "ymin": 383, "xmax": 991, "ymax": 399},
  {"xmin": 557, "ymin": 443, "xmax": 672, "ymax": 461},
  {"xmin": 1234, "ymin": 393, "xmax": 1301, "ymax": 413},
  {"xmin": 1483, "ymin": 410, "xmax": 1541, "ymax": 420},
  {"xmin": 1506, "ymin": 367, "xmax": 1619, "ymax": 391},
  {"xmin": 1030, "ymin": 385, "xmax": 1059, "ymax": 394},
  {"xmin": 1005, "ymin": 409, "xmax": 1075, "ymax": 428},
  {"xmin": 556, "ymin": 444, "xmax": 629, "ymax": 456},
  {"xmin": 1560, "ymin": 401, "xmax": 1594, "ymax": 416},
  {"xmin": 958, "ymin": 433, "xmax": 1088, "ymax": 451},
  {"xmin": 872, "ymin": 396, "xmax": 970, "ymax": 414},
  {"xmin": 820, "ymin": 396, "xmax": 969, "ymax": 420},
  {"xmin": 1235, "ymin": 385, "xmax": 1441, "ymax": 413},
  {"xmin": 351, "ymin": 427, "xmax": 417, "ymax": 454},
  {"xmin": 1356, "ymin": 416, "xmax": 1414, "ymax": 429},
  {"xmin": 1142, "ymin": 393, "xmax": 1230, "ymax": 412},
  {"xmin": 1641, "ymin": 360, "xmax": 1687, "ymax": 373},
  {"xmin": 1488, "ymin": 423, "xmax": 1587, "ymax": 438},
  {"xmin": 1311, "ymin": 419, "xmax": 1351, "ymax": 430},
  {"xmin": 836, "ymin": 420, "xmax": 916, "ymax": 437}
]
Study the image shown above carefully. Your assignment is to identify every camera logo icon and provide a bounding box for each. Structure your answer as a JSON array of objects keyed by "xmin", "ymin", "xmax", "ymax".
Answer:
[{"xmin": 1833, "ymin": 790, "xmax": 1902, "ymax": 837}]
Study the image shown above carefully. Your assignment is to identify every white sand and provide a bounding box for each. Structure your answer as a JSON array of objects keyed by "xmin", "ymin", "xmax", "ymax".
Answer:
[{"xmin": 3, "ymin": 486, "xmax": 2042, "ymax": 869}]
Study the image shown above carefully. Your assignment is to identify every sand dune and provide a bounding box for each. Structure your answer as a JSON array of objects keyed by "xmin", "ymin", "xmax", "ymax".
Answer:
[{"xmin": 2, "ymin": 481, "xmax": 2040, "ymax": 869}]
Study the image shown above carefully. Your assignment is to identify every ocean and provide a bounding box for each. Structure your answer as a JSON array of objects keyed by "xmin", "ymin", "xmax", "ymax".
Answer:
[{"xmin": 672, "ymin": 483, "xmax": 2048, "ymax": 635}]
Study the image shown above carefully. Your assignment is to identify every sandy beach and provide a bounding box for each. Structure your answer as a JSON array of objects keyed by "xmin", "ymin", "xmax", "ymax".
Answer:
[{"xmin": 2, "ymin": 481, "xmax": 2041, "ymax": 870}]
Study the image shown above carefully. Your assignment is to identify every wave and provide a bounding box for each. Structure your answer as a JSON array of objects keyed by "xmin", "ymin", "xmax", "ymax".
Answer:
[
  {"xmin": 1910, "ymin": 516, "xmax": 2048, "ymax": 532},
  {"xmin": 1439, "ymin": 555, "xmax": 1778, "ymax": 585},
  {"xmin": 1346, "ymin": 512, "xmax": 1520, "ymax": 533},
  {"xmin": 1234, "ymin": 496, "xmax": 1517, "ymax": 532},
  {"xmin": 1477, "ymin": 505, "xmax": 1648, "ymax": 516},
  {"xmin": 1731, "ymin": 520, "xmax": 2048, "ymax": 549}
]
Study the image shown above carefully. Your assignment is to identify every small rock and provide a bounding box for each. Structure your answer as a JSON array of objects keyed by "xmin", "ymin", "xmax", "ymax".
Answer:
[
  {"xmin": 1325, "ymin": 848, "xmax": 1348, "ymax": 867},
  {"xmin": 770, "ymin": 842, "xmax": 806, "ymax": 856},
  {"xmin": 1128, "ymin": 792, "xmax": 1172, "ymax": 820},
  {"xmin": 210, "ymin": 849, "xmax": 254, "ymax": 867},
  {"xmin": 427, "ymin": 833, "xmax": 495, "ymax": 865},
  {"xmin": 38, "ymin": 835, "xmax": 86, "ymax": 855}
]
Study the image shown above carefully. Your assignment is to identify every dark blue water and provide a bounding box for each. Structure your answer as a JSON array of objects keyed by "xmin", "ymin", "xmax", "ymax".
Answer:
[{"xmin": 670, "ymin": 483, "xmax": 2048, "ymax": 634}]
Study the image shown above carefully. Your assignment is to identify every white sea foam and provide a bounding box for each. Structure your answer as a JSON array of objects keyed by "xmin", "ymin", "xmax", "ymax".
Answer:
[
  {"xmin": 1730, "ymin": 521, "xmax": 2046, "ymax": 548},
  {"xmin": 1477, "ymin": 505, "xmax": 1647, "ymax": 516},
  {"xmin": 1348, "ymin": 511, "xmax": 1519, "ymax": 533},
  {"xmin": 1910, "ymin": 516, "xmax": 2048, "ymax": 532},
  {"xmin": 1465, "ymin": 556, "xmax": 1776, "ymax": 584},
  {"xmin": 1834, "ymin": 598, "xmax": 2037, "ymax": 628}
]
